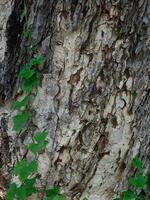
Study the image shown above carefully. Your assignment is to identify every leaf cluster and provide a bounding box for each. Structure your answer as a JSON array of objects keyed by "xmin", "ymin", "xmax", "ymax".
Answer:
[
  {"xmin": 114, "ymin": 157, "xmax": 149, "ymax": 200},
  {"xmin": 28, "ymin": 131, "xmax": 48, "ymax": 154},
  {"xmin": 19, "ymin": 55, "xmax": 44, "ymax": 93},
  {"xmin": 5, "ymin": 32, "xmax": 67, "ymax": 199},
  {"xmin": 45, "ymin": 186, "xmax": 67, "ymax": 200},
  {"xmin": 6, "ymin": 160, "xmax": 38, "ymax": 200}
]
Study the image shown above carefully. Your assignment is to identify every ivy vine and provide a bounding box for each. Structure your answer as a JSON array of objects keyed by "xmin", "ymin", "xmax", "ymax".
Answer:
[
  {"xmin": 5, "ymin": 1, "xmax": 67, "ymax": 199},
  {"xmin": 5, "ymin": 53, "xmax": 68, "ymax": 200},
  {"xmin": 114, "ymin": 157, "xmax": 150, "ymax": 200}
]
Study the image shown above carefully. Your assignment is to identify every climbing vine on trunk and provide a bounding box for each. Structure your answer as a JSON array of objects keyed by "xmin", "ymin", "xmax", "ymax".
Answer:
[{"xmin": 5, "ymin": 53, "xmax": 67, "ymax": 200}]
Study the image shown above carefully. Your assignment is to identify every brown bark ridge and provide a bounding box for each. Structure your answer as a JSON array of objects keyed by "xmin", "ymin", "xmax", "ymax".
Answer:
[{"xmin": 0, "ymin": 0, "xmax": 150, "ymax": 199}]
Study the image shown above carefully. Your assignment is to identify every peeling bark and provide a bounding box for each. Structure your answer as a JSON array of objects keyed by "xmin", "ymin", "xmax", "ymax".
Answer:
[{"xmin": 0, "ymin": 0, "xmax": 150, "ymax": 200}]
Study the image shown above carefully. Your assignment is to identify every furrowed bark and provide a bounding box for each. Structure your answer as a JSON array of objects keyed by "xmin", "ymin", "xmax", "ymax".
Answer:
[{"xmin": 0, "ymin": 0, "xmax": 150, "ymax": 199}]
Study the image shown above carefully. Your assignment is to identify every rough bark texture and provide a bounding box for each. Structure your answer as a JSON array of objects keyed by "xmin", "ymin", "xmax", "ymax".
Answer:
[{"xmin": 0, "ymin": 0, "xmax": 150, "ymax": 199}]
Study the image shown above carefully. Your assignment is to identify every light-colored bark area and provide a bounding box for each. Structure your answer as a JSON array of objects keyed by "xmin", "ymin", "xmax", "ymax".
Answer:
[
  {"xmin": 0, "ymin": 1, "xmax": 150, "ymax": 200},
  {"xmin": 0, "ymin": 0, "xmax": 13, "ymax": 62}
]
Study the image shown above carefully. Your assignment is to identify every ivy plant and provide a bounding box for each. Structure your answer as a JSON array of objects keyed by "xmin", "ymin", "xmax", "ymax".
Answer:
[
  {"xmin": 28, "ymin": 131, "xmax": 49, "ymax": 154},
  {"xmin": 5, "ymin": 1, "xmax": 67, "ymax": 199},
  {"xmin": 114, "ymin": 157, "xmax": 150, "ymax": 200},
  {"xmin": 5, "ymin": 51, "xmax": 67, "ymax": 199},
  {"xmin": 45, "ymin": 186, "xmax": 67, "ymax": 200},
  {"xmin": 12, "ymin": 111, "xmax": 29, "ymax": 133}
]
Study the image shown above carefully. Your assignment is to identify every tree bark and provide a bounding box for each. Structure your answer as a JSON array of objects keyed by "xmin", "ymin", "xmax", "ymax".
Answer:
[{"xmin": 0, "ymin": 0, "xmax": 150, "ymax": 199}]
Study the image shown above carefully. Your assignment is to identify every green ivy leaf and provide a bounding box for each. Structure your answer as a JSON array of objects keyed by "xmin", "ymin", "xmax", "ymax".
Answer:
[
  {"xmin": 22, "ymin": 30, "xmax": 31, "ymax": 39},
  {"xmin": 22, "ymin": 73, "xmax": 39, "ymax": 92},
  {"xmin": 16, "ymin": 178, "xmax": 36, "ymax": 199},
  {"xmin": 28, "ymin": 140, "xmax": 48, "ymax": 154},
  {"xmin": 16, "ymin": 185, "xmax": 26, "ymax": 200},
  {"xmin": 28, "ymin": 132, "xmax": 49, "ymax": 154},
  {"xmin": 30, "ymin": 55, "xmax": 45, "ymax": 66},
  {"xmin": 147, "ymin": 172, "xmax": 150, "ymax": 184},
  {"xmin": 5, "ymin": 183, "xmax": 17, "ymax": 200},
  {"xmin": 136, "ymin": 196, "xmax": 145, "ymax": 200},
  {"xmin": 129, "ymin": 175, "xmax": 147, "ymax": 189},
  {"xmin": 34, "ymin": 131, "xmax": 48, "ymax": 143},
  {"xmin": 13, "ymin": 160, "xmax": 28, "ymax": 181},
  {"xmin": 46, "ymin": 194, "xmax": 67, "ymax": 200},
  {"xmin": 20, "ymin": 64, "xmax": 35, "ymax": 79},
  {"xmin": 13, "ymin": 112, "xmax": 29, "ymax": 132},
  {"xmin": 46, "ymin": 195, "xmax": 66, "ymax": 200},
  {"xmin": 13, "ymin": 160, "xmax": 38, "ymax": 182},
  {"xmin": 21, "ymin": 68, "xmax": 36, "ymax": 79},
  {"xmin": 24, "ymin": 178, "xmax": 36, "ymax": 196},
  {"xmin": 28, "ymin": 160, "xmax": 38, "ymax": 174},
  {"xmin": 122, "ymin": 190, "xmax": 138, "ymax": 200},
  {"xmin": 46, "ymin": 186, "xmax": 60, "ymax": 197},
  {"xmin": 31, "ymin": 46, "xmax": 38, "ymax": 53},
  {"xmin": 11, "ymin": 96, "xmax": 29, "ymax": 110},
  {"xmin": 132, "ymin": 157, "xmax": 144, "ymax": 170},
  {"xmin": 46, "ymin": 186, "xmax": 67, "ymax": 200},
  {"xmin": 13, "ymin": 160, "xmax": 27, "ymax": 175}
]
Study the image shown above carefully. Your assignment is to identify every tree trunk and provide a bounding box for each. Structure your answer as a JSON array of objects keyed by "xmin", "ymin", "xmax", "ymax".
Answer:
[{"xmin": 0, "ymin": 0, "xmax": 150, "ymax": 199}]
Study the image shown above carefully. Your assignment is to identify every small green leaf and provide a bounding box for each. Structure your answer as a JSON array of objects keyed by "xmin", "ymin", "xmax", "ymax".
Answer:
[
  {"xmin": 46, "ymin": 195, "xmax": 67, "ymax": 200},
  {"xmin": 46, "ymin": 186, "xmax": 60, "ymax": 197},
  {"xmin": 13, "ymin": 160, "xmax": 29, "ymax": 181},
  {"xmin": 16, "ymin": 185, "xmax": 26, "ymax": 200},
  {"xmin": 129, "ymin": 175, "xmax": 147, "ymax": 189},
  {"xmin": 46, "ymin": 186, "xmax": 67, "ymax": 200},
  {"xmin": 136, "ymin": 196, "xmax": 145, "ymax": 200},
  {"xmin": 132, "ymin": 157, "xmax": 144, "ymax": 170},
  {"xmin": 5, "ymin": 183, "xmax": 17, "ymax": 200},
  {"xmin": 11, "ymin": 96, "xmax": 29, "ymax": 110},
  {"xmin": 13, "ymin": 160, "xmax": 38, "ymax": 182},
  {"xmin": 28, "ymin": 160, "xmax": 38, "ymax": 174},
  {"xmin": 22, "ymin": 73, "xmax": 39, "ymax": 92},
  {"xmin": 16, "ymin": 178, "xmax": 36, "ymax": 199},
  {"xmin": 52, "ymin": 194, "xmax": 67, "ymax": 200},
  {"xmin": 28, "ymin": 132, "xmax": 49, "ymax": 154},
  {"xmin": 13, "ymin": 112, "xmax": 29, "ymax": 132},
  {"xmin": 24, "ymin": 178, "xmax": 36, "ymax": 196},
  {"xmin": 147, "ymin": 172, "xmax": 150, "ymax": 184},
  {"xmin": 13, "ymin": 160, "xmax": 28, "ymax": 175},
  {"xmin": 19, "ymin": 63, "xmax": 32, "ymax": 78},
  {"xmin": 28, "ymin": 140, "xmax": 48, "ymax": 154},
  {"xmin": 34, "ymin": 131, "xmax": 48, "ymax": 143},
  {"xmin": 21, "ymin": 68, "xmax": 36, "ymax": 79},
  {"xmin": 22, "ymin": 30, "xmax": 31, "ymax": 39},
  {"xmin": 20, "ymin": 63, "xmax": 35, "ymax": 79},
  {"xmin": 122, "ymin": 190, "xmax": 138, "ymax": 200},
  {"xmin": 83, "ymin": 198, "xmax": 89, "ymax": 200},
  {"xmin": 30, "ymin": 55, "xmax": 45, "ymax": 66},
  {"xmin": 31, "ymin": 46, "xmax": 38, "ymax": 53},
  {"xmin": 28, "ymin": 143, "xmax": 39, "ymax": 154}
]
